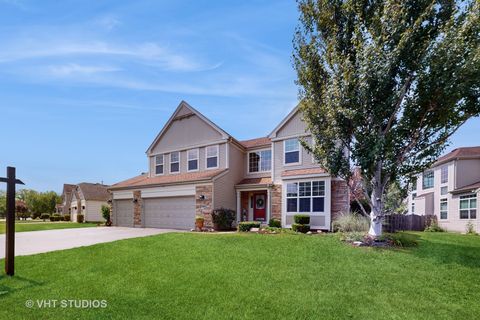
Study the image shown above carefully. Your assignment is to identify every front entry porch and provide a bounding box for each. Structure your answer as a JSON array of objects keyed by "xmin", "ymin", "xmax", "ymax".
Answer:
[{"xmin": 236, "ymin": 179, "xmax": 274, "ymax": 223}]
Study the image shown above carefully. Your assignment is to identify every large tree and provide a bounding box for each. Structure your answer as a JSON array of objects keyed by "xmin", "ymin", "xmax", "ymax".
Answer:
[{"xmin": 293, "ymin": 0, "xmax": 480, "ymax": 235}]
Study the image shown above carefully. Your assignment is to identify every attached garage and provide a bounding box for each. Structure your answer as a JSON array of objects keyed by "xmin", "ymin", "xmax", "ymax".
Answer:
[
  {"xmin": 144, "ymin": 196, "xmax": 195, "ymax": 230},
  {"xmin": 114, "ymin": 199, "xmax": 134, "ymax": 227}
]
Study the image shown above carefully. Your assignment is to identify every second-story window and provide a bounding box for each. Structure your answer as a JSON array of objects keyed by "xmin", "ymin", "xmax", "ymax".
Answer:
[
  {"xmin": 422, "ymin": 171, "xmax": 434, "ymax": 189},
  {"xmin": 188, "ymin": 149, "xmax": 199, "ymax": 172},
  {"xmin": 206, "ymin": 145, "xmax": 219, "ymax": 169},
  {"xmin": 284, "ymin": 138, "xmax": 300, "ymax": 165},
  {"xmin": 155, "ymin": 155, "xmax": 164, "ymax": 175},
  {"xmin": 441, "ymin": 166, "xmax": 448, "ymax": 184},
  {"xmin": 249, "ymin": 150, "xmax": 272, "ymax": 173},
  {"xmin": 170, "ymin": 151, "xmax": 180, "ymax": 173}
]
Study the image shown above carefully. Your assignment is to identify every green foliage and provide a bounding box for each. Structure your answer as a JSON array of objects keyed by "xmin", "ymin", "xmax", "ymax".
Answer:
[
  {"xmin": 50, "ymin": 214, "xmax": 62, "ymax": 222},
  {"xmin": 466, "ymin": 221, "xmax": 477, "ymax": 235},
  {"xmin": 238, "ymin": 221, "xmax": 261, "ymax": 232},
  {"xmin": 77, "ymin": 214, "xmax": 84, "ymax": 223},
  {"xmin": 0, "ymin": 190, "xmax": 5, "ymax": 218},
  {"xmin": 16, "ymin": 211, "xmax": 30, "ymax": 220},
  {"xmin": 379, "ymin": 233, "xmax": 419, "ymax": 247},
  {"xmin": 333, "ymin": 212, "xmax": 370, "ymax": 233},
  {"xmin": 384, "ymin": 182, "xmax": 408, "ymax": 214},
  {"xmin": 424, "ymin": 220, "xmax": 445, "ymax": 232},
  {"xmin": 40, "ymin": 213, "xmax": 50, "ymax": 221},
  {"xmin": 339, "ymin": 231, "xmax": 366, "ymax": 242},
  {"xmin": 268, "ymin": 218, "xmax": 281, "ymax": 228},
  {"xmin": 292, "ymin": 223, "xmax": 310, "ymax": 233},
  {"xmin": 293, "ymin": 214, "xmax": 310, "ymax": 225},
  {"xmin": 16, "ymin": 189, "xmax": 61, "ymax": 215},
  {"xmin": 294, "ymin": 0, "xmax": 480, "ymax": 221},
  {"xmin": 101, "ymin": 205, "xmax": 111, "ymax": 222},
  {"xmin": 211, "ymin": 208, "xmax": 236, "ymax": 231},
  {"xmin": 63, "ymin": 214, "xmax": 71, "ymax": 222}
]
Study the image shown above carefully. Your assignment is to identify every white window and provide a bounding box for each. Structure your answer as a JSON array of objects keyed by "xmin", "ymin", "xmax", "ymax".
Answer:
[
  {"xmin": 422, "ymin": 171, "xmax": 434, "ymax": 189},
  {"xmin": 286, "ymin": 181, "xmax": 325, "ymax": 213},
  {"xmin": 440, "ymin": 186, "xmax": 448, "ymax": 195},
  {"xmin": 284, "ymin": 139, "xmax": 300, "ymax": 165},
  {"xmin": 155, "ymin": 155, "xmax": 164, "ymax": 175},
  {"xmin": 170, "ymin": 151, "xmax": 180, "ymax": 173},
  {"xmin": 440, "ymin": 198, "xmax": 448, "ymax": 220},
  {"xmin": 206, "ymin": 145, "xmax": 219, "ymax": 169},
  {"xmin": 459, "ymin": 194, "xmax": 476, "ymax": 219},
  {"xmin": 187, "ymin": 149, "xmax": 199, "ymax": 172},
  {"xmin": 248, "ymin": 149, "xmax": 272, "ymax": 173},
  {"xmin": 441, "ymin": 166, "xmax": 448, "ymax": 184}
]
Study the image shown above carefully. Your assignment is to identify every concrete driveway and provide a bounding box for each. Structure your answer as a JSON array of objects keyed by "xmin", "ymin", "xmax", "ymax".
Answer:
[{"xmin": 0, "ymin": 227, "xmax": 181, "ymax": 258}]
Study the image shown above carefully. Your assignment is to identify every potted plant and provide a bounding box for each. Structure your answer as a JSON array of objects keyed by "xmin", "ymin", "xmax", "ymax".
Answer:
[
  {"xmin": 195, "ymin": 215, "xmax": 205, "ymax": 231},
  {"xmin": 211, "ymin": 208, "xmax": 236, "ymax": 231}
]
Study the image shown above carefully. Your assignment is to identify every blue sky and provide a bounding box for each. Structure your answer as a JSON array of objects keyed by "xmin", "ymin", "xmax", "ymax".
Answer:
[{"xmin": 0, "ymin": 0, "xmax": 478, "ymax": 192}]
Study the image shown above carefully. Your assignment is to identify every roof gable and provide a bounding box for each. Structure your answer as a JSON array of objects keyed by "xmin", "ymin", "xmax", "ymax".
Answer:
[
  {"xmin": 77, "ymin": 183, "xmax": 110, "ymax": 201},
  {"xmin": 268, "ymin": 105, "xmax": 307, "ymax": 139},
  {"xmin": 146, "ymin": 101, "xmax": 232, "ymax": 154}
]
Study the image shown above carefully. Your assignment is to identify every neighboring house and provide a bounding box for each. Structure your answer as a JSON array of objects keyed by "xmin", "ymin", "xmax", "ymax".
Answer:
[
  {"xmin": 408, "ymin": 147, "xmax": 480, "ymax": 233},
  {"xmin": 68, "ymin": 183, "xmax": 110, "ymax": 222},
  {"xmin": 109, "ymin": 101, "xmax": 349, "ymax": 230},
  {"xmin": 57, "ymin": 184, "xmax": 76, "ymax": 215}
]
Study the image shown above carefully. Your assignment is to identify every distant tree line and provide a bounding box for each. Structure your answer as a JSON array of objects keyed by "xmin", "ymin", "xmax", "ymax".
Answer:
[{"xmin": 0, "ymin": 189, "xmax": 61, "ymax": 219}]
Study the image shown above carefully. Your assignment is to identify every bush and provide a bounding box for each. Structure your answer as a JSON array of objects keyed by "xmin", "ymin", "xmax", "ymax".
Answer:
[
  {"xmin": 332, "ymin": 212, "xmax": 370, "ymax": 233},
  {"xmin": 292, "ymin": 223, "xmax": 310, "ymax": 233},
  {"xmin": 466, "ymin": 221, "xmax": 477, "ymax": 235},
  {"xmin": 101, "ymin": 205, "xmax": 111, "ymax": 226},
  {"xmin": 379, "ymin": 233, "xmax": 419, "ymax": 247},
  {"xmin": 238, "ymin": 221, "xmax": 261, "ymax": 232},
  {"xmin": 63, "ymin": 214, "xmax": 71, "ymax": 222},
  {"xmin": 424, "ymin": 220, "xmax": 445, "ymax": 232},
  {"xmin": 268, "ymin": 218, "xmax": 281, "ymax": 228},
  {"xmin": 31, "ymin": 212, "xmax": 41, "ymax": 220},
  {"xmin": 50, "ymin": 214, "xmax": 62, "ymax": 222},
  {"xmin": 340, "ymin": 231, "xmax": 366, "ymax": 242},
  {"xmin": 16, "ymin": 212, "xmax": 31, "ymax": 220},
  {"xmin": 40, "ymin": 213, "xmax": 50, "ymax": 221},
  {"xmin": 77, "ymin": 214, "xmax": 84, "ymax": 223},
  {"xmin": 211, "ymin": 208, "xmax": 236, "ymax": 231},
  {"xmin": 293, "ymin": 214, "xmax": 310, "ymax": 225}
]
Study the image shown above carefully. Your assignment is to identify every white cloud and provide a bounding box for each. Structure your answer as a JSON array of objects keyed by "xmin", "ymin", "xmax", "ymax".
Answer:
[{"xmin": 47, "ymin": 63, "xmax": 120, "ymax": 76}]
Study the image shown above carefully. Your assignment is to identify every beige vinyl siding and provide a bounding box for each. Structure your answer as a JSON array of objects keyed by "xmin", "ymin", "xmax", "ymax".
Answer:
[
  {"xmin": 84, "ymin": 200, "xmax": 107, "ymax": 222},
  {"xmin": 150, "ymin": 114, "xmax": 223, "ymax": 153},
  {"xmin": 276, "ymin": 111, "xmax": 308, "ymax": 139},
  {"xmin": 273, "ymin": 136, "xmax": 317, "ymax": 183},
  {"xmin": 213, "ymin": 142, "xmax": 245, "ymax": 210},
  {"xmin": 455, "ymin": 159, "xmax": 480, "ymax": 189},
  {"xmin": 439, "ymin": 190, "xmax": 479, "ymax": 233}
]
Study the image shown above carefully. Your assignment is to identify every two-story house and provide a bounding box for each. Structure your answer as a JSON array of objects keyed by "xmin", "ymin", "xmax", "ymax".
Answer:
[
  {"xmin": 408, "ymin": 146, "xmax": 480, "ymax": 233},
  {"xmin": 109, "ymin": 101, "xmax": 349, "ymax": 230}
]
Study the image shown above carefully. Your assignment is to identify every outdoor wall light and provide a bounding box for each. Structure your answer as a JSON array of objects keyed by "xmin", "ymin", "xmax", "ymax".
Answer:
[
  {"xmin": 133, "ymin": 198, "xmax": 138, "ymax": 203},
  {"xmin": 107, "ymin": 199, "xmax": 112, "ymax": 204},
  {"xmin": 198, "ymin": 195, "xmax": 206, "ymax": 201}
]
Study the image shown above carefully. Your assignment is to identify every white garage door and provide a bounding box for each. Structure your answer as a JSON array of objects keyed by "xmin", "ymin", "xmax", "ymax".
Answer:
[
  {"xmin": 144, "ymin": 196, "xmax": 195, "ymax": 230},
  {"xmin": 115, "ymin": 199, "xmax": 134, "ymax": 227}
]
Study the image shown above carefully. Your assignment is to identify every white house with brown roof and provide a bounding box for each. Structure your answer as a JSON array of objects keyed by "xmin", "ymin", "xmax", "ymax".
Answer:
[
  {"xmin": 109, "ymin": 101, "xmax": 349, "ymax": 230},
  {"xmin": 64, "ymin": 183, "xmax": 110, "ymax": 222},
  {"xmin": 408, "ymin": 146, "xmax": 480, "ymax": 233}
]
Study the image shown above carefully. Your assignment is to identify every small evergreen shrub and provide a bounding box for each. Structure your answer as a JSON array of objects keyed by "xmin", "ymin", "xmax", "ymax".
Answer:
[
  {"xmin": 268, "ymin": 218, "xmax": 281, "ymax": 228},
  {"xmin": 77, "ymin": 214, "xmax": 84, "ymax": 223},
  {"xmin": 40, "ymin": 213, "xmax": 50, "ymax": 221},
  {"xmin": 292, "ymin": 223, "xmax": 310, "ymax": 233},
  {"xmin": 63, "ymin": 214, "xmax": 71, "ymax": 221},
  {"xmin": 50, "ymin": 214, "xmax": 62, "ymax": 221},
  {"xmin": 332, "ymin": 212, "xmax": 370, "ymax": 233},
  {"xmin": 238, "ymin": 221, "xmax": 261, "ymax": 232},
  {"xmin": 211, "ymin": 208, "xmax": 236, "ymax": 231},
  {"xmin": 293, "ymin": 214, "xmax": 310, "ymax": 225},
  {"xmin": 101, "ymin": 205, "xmax": 111, "ymax": 226}
]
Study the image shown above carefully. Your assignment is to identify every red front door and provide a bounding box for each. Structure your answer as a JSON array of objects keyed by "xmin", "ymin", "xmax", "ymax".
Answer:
[{"xmin": 253, "ymin": 192, "xmax": 267, "ymax": 221}]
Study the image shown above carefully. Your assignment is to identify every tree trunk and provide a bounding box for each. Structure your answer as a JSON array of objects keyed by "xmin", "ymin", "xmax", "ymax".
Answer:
[{"xmin": 368, "ymin": 164, "xmax": 384, "ymax": 237}]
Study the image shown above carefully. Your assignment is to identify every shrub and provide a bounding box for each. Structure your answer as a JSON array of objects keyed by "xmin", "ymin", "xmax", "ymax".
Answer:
[
  {"xmin": 40, "ymin": 213, "xmax": 50, "ymax": 221},
  {"xmin": 332, "ymin": 212, "xmax": 370, "ymax": 233},
  {"xmin": 268, "ymin": 218, "xmax": 281, "ymax": 228},
  {"xmin": 101, "ymin": 205, "xmax": 111, "ymax": 226},
  {"xmin": 238, "ymin": 221, "xmax": 261, "ymax": 232},
  {"xmin": 340, "ymin": 231, "xmax": 366, "ymax": 242},
  {"xmin": 16, "ymin": 212, "xmax": 30, "ymax": 220},
  {"xmin": 292, "ymin": 223, "xmax": 310, "ymax": 233},
  {"xmin": 50, "ymin": 214, "xmax": 62, "ymax": 222},
  {"xmin": 211, "ymin": 208, "xmax": 236, "ymax": 231},
  {"xmin": 63, "ymin": 214, "xmax": 71, "ymax": 221},
  {"xmin": 424, "ymin": 220, "xmax": 444, "ymax": 232},
  {"xmin": 466, "ymin": 221, "xmax": 477, "ymax": 235},
  {"xmin": 31, "ymin": 212, "xmax": 41, "ymax": 220},
  {"xmin": 293, "ymin": 214, "xmax": 310, "ymax": 225},
  {"xmin": 379, "ymin": 233, "xmax": 419, "ymax": 247},
  {"xmin": 77, "ymin": 214, "xmax": 84, "ymax": 223}
]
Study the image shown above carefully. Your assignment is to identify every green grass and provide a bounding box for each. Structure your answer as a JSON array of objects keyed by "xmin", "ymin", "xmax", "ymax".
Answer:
[
  {"xmin": 0, "ymin": 232, "xmax": 479, "ymax": 319},
  {"xmin": 0, "ymin": 221, "xmax": 98, "ymax": 234}
]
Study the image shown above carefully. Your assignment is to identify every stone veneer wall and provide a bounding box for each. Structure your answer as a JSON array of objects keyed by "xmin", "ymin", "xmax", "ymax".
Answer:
[
  {"xmin": 133, "ymin": 190, "xmax": 142, "ymax": 227},
  {"xmin": 196, "ymin": 185, "xmax": 213, "ymax": 227},
  {"xmin": 331, "ymin": 180, "xmax": 350, "ymax": 221},
  {"xmin": 271, "ymin": 185, "xmax": 282, "ymax": 221}
]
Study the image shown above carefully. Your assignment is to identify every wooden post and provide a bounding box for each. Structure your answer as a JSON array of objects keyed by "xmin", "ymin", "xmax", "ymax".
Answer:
[{"xmin": 0, "ymin": 167, "xmax": 24, "ymax": 276}]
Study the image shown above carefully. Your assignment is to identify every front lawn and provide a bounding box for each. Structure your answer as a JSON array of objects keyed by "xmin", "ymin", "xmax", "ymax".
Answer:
[
  {"xmin": 0, "ymin": 221, "xmax": 98, "ymax": 234},
  {"xmin": 0, "ymin": 232, "xmax": 479, "ymax": 319}
]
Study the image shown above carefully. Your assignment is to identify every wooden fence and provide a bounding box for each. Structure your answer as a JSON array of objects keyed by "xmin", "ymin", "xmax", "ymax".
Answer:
[{"xmin": 383, "ymin": 214, "xmax": 437, "ymax": 233}]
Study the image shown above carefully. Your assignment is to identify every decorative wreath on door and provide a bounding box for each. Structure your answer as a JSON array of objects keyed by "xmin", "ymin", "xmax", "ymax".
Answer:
[{"xmin": 256, "ymin": 198, "xmax": 265, "ymax": 208}]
